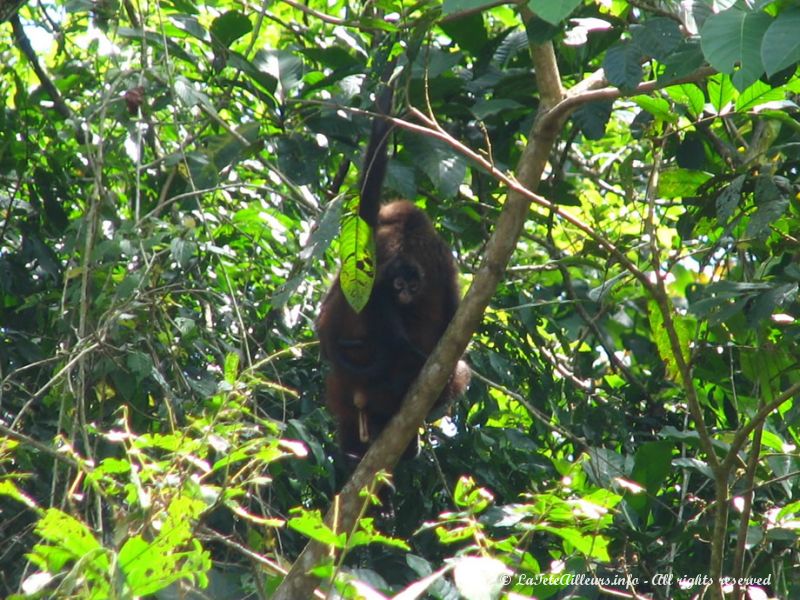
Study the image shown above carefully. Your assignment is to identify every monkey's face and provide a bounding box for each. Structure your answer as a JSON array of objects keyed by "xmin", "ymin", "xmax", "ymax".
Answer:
[
  {"xmin": 384, "ymin": 260, "xmax": 423, "ymax": 305},
  {"xmin": 393, "ymin": 274, "xmax": 421, "ymax": 304}
]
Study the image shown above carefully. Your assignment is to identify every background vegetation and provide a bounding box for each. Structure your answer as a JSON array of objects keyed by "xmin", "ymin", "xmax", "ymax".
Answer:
[{"xmin": 2, "ymin": 0, "xmax": 800, "ymax": 598}]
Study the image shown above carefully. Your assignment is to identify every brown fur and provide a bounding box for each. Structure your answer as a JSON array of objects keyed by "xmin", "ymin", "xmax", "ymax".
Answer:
[{"xmin": 317, "ymin": 200, "xmax": 469, "ymax": 458}]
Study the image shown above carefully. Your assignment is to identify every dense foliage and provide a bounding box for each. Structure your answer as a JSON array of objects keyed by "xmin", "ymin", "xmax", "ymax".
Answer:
[{"xmin": 2, "ymin": 0, "xmax": 800, "ymax": 598}]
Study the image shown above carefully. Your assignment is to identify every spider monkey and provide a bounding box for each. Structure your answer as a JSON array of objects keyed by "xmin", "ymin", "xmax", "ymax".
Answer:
[{"xmin": 316, "ymin": 80, "xmax": 470, "ymax": 460}]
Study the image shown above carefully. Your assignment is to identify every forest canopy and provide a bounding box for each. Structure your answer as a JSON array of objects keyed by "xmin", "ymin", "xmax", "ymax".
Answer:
[{"xmin": 2, "ymin": 0, "xmax": 800, "ymax": 599}]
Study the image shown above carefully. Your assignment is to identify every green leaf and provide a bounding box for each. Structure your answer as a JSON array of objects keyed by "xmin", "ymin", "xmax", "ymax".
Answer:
[
  {"xmin": 688, "ymin": 282, "xmax": 771, "ymax": 323},
  {"xmin": 0, "ymin": 480, "xmax": 38, "ymax": 509},
  {"xmin": 761, "ymin": 9, "xmax": 800, "ymax": 77},
  {"xmin": 657, "ymin": 168, "xmax": 712, "ymax": 199},
  {"xmin": 453, "ymin": 476, "xmax": 493, "ymax": 512},
  {"xmin": 412, "ymin": 47, "xmax": 463, "ymax": 79},
  {"xmin": 287, "ymin": 510, "xmax": 346, "ymax": 548},
  {"xmin": 210, "ymin": 11, "xmax": 252, "ymax": 48},
  {"xmin": 707, "ymin": 73, "xmax": 736, "ymax": 113},
  {"xmin": 348, "ymin": 517, "xmax": 411, "ymax": 549},
  {"xmin": 735, "ymin": 79, "xmax": 787, "ymax": 111},
  {"xmin": 747, "ymin": 176, "xmax": 788, "ymax": 239},
  {"xmin": 741, "ymin": 345, "xmax": 791, "ymax": 402},
  {"xmin": 95, "ymin": 457, "xmax": 131, "ymax": 476},
  {"xmin": 116, "ymin": 27, "xmax": 195, "ymax": 62},
  {"xmin": 169, "ymin": 15, "xmax": 207, "ymax": 41},
  {"xmin": 114, "ymin": 273, "xmax": 141, "ymax": 301},
  {"xmin": 276, "ymin": 135, "xmax": 322, "ymax": 186},
  {"xmin": 700, "ymin": 8, "xmax": 772, "ymax": 91},
  {"xmin": 665, "ymin": 83, "xmax": 705, "ymax": 118},
  {"xmin": 386, "ymin": 161, "xmax": 417, "ymax": 199},
  {"xmin": 441, "ymin": 0, "xmax": 496, "ymax": 15},
  {"xmin": 648, "ymin": 303, "xmax": 692, "ymax": 382},
  {"xmin": 525, "ymin": 15, "xmax": 561, "ymax": 44},
  {"xmin": 747, "ymin": 283, "xmax": 797, "ymax": 327},
  {"xmin": 253, "ymin": 49, "xmax": 304, "ymax": 93},
  {"xmin": 299, "ymin": 47, "xmax": 360, "ymax": 71},
  {"xmin": 471, "ymin": 98, "xmax": 524, "ymax": 119},
  {"xmin": 119, "ymin": 536, "xmax": 191, "ymax": 595},
  {"xmin": 173, "ymin": 76, "xmax": 205, "ymax": 107},
  {"xmin": 672, "ymin": 457, "xmax": 714, "ymax": 480},
  {"xmin": 208, "ymin": 122, "xmax": 260, "ymax": 169},
  {"xmin": 572, "ymin": 100, "xmax": 613, "ymax": 140},
  {"xmin": 170, "ymin": 237, "xmax": 196, "ymax": 269},
  {"xmin": 603, "ymin": 42, "xmax": 644, "ymax": 91},
  {"xmin": 628, "ymin": 441, "xmax": 673, "ymax": 518},
  {"xmin": 715, "ymin": 174, "xmax": 746, "ymax": 225},
  {"xmin": 226, "ymin": 51, "xmax": 279, "ymax": 98},
  {"xmin": 119, "ymin": 495, "xmax": 209, "ymax": 595},
  {"xmin": 540, "ymin": 525, "xmax": 611, "ymax": 561},
  {"xmin": 660, "ymin": 40, "xmax": 706, "ymax": 80},
  {"xmin": 224, "ymin": 352, "xmax": 240, "ymax": 384},
  {"xmin": 585, "ymin": 447, "xmax": 627, "ymax": 488},
  {"xmin": 527, "ymin": 0, "xmax": 582, "ymax": 25},
  {"xmin": 405, "ymin": 137, "xmax": 467, "ymax": 198},
  {"xmin": 34, "ymin": 509, "xmax": 109, "ymax": 572},
  {"xmin": 632, "ymin": 96, "xmax": 676, "ymax": 122},
  {"xmin": 631, "ymin": 17, "xmax": 682, "ymax": 62},
  {"xmin": 181, "ymin": 151, "xmax": 219, "ymax": 190},
  {"xmin": 439, "ymin": 11, "xmax": 489, "ymax": 54},
  {"xmin": 273, "ymin": 196, "xmax": 346, "ymax": 309},
  {"xmin": 339, "ymin": 202, "xmax": 375, "ymax": 313},
  {"xmin": 126, "ymin": 351, "xmax": 152, "ymax": 383},
  {"xmin": 358, "ymin": 16, "xmax": 399, "ymax": 32},
  {"xmin": 119, "ymin": 537, "xmax": 166, "ymax": 595}
]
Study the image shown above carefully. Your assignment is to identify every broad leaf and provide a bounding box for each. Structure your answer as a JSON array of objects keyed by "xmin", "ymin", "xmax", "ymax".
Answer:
[
  {"xmin": 210, "ymin": 10, "xmax": 252, "ymax": 48},
  {"xmin": 339, "ymin": 201, "xmax": 375, "ymax": 313},
  {"xmin": 700, "ymin": 8, "xmax": 772, "ymax": 91},
  {"xmin": 761, "ymin": 9, "xmax": 800, "ymax": 77},
  {"xmin": 603, "ymin": 42, "xmax": 644, "ymax": 91},
  {"xmin": 631, "ymin": 17, "xmax": 682, "ymax": 61},
  {"xmin": 715, "ymin": 174, "xmax": 746, "ymax": 225}
]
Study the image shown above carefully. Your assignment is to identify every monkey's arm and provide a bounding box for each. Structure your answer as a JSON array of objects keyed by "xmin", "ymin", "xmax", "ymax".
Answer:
[
  {"xmin": 333, "ymin": 304, "xmax": 428, "ymax": 377},
  {"xmin": 333, "ymin": 338, "xmax": 389, "ymax": 377}
]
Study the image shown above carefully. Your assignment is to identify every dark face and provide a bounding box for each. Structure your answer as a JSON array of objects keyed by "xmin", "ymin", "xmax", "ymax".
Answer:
[
  {"xmin": 393, "ymin": 274, "xmax": 420, "ymax": 304},
  {"xmin": 386, "ymin": 261, "xmax": 423, "ymax": 305}
]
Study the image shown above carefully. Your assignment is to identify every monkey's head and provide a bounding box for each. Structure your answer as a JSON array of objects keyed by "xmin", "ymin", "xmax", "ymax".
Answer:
[{"xmin": 383, "ymin": 259, "xmax": 424, "ymax": 305}]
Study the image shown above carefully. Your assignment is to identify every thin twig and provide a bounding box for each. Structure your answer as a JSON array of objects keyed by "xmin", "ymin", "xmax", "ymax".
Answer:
[
  {"xmin": 280, "ymin": 0, "xmax": 346, "ymax": 26},
  {"xmin": 10, "ymin": 341, "xmax": 101, "ymax": 429},
  {"xmin": 470, "ymin": 370, "xmax": 587, "ymax": 449},
  {"xmin": 0, "ymin": 422, "xmax": 82, "ymax": 471},
  {"xmin": 724, "ymin": 380, "xmax": 800, "ymax": 471}
]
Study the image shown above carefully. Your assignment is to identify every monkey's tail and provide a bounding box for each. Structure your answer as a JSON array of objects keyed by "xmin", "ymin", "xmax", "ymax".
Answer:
[{"xmin": 358, "ymin": 64, "xmax": 396, "ymax": 227}]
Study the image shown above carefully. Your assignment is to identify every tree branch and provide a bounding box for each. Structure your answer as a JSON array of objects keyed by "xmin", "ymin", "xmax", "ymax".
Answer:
[
  {"xmin": 11, "ymin": 14, "xmax": 75, "ymax": 123},
  {"xmin": 723, "ymin": 380, "xmax": 800, "ymax": 472}
]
